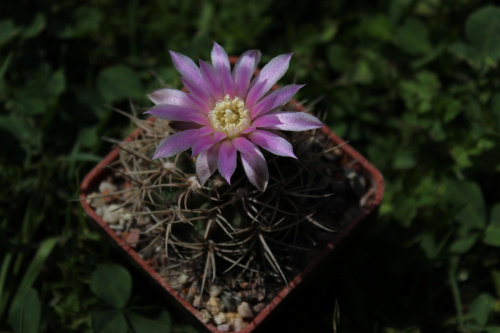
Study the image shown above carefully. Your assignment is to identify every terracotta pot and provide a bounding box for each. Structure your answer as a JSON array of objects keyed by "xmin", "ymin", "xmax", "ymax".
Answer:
[{"xmin": 80, "ymin": 59, "xmax": 384, "ymax": 333}]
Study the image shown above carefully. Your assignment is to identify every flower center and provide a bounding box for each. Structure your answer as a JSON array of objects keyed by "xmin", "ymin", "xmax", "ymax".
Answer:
[{"xmin": 208, "ymin": 95, "xmax": 251, "ymax": 138}]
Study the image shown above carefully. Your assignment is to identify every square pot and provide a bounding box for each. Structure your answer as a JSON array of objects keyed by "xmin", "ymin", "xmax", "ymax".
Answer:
[{"xmin": 80, "ymin": 116, "xmax": 383, "ymax": 333}]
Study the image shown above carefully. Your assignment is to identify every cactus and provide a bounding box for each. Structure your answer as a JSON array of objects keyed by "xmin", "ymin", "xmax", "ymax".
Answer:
[
  {"xmin": 86, "ymin": 100, "xmax": 368, "ymax": 328},
  {"xmin": 86, "ymin": 43, "xmax": 371, "ymax": 329}
]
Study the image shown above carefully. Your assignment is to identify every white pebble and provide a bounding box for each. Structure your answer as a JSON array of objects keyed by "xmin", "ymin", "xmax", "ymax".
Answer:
[
  {"xmin": 213, "ymin": 312, "xmax": 226, "ymax": 325},
  {"xmin": 102, "ymin": 204, "xmax": 124, "ymax": 224},
  {"xmin": 99, "ymin": 181, "xmax": 117, "ymax": 194},
  {"xmin": 216, "ymin": 324, "xmax": 231, "ymax": 332},
  {"xmin": 209, "ymin": 285, "xmax": 222, "ymax": 297},
  {"xmin": 87, "ymin": 192, "xmax": 105, "ymax": 208},
  {"xmin": 237, "ymin": 302, "xmax": 253, "ymax": 318}
]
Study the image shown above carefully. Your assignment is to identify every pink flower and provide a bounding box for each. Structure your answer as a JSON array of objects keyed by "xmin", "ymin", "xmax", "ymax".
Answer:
[{"xmin": 146, "ymin": 42, "xmax": 324, "ymax": 191}]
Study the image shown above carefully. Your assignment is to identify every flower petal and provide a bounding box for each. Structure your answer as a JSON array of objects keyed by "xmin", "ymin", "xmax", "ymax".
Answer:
[
  {"xmin": 218, "ymin": 140, "xmax": 237, "ymax": 184},
  {"xmin": 233, "ymin": 50, "xmax": 261, "ymax": 98},
  {"xmin": 251, "ymin": 115, "xmax": 283, "ymax": 128},
  {"xmin": 247, "ymin": 129, "xmax": 296, "ymax": 158},
  {"xmin": 196, "ymin": 143, "xmax": 220, "ymax": 186},
  {"xmin": 245, "ymin": 78, "xmax": 268, "ymax": 109},
  {"xmin": 187, "ymin": 93, "xmax": 211, "ymax": 114},
  {"xmin": 186, "ymin": 112, "xmax": 210, "ymax": 126},
  {"xmin": 147, "ymin": 88, "xmax": 195, "ymax": 107},
  {"xmin": 247, "ymin": 53, "xmax": 293, "ymax": 104},
  {"xmin": 152, "ymin": 129, "xmax": 200, "ymax": 159},
  {"xmin": 232, "ymin": 136, "xmax": 255, "ymax": 155},
  {"xmin": 192, "ymin": 134, "xmax": 216, "ymax": 156},
  {"xmin": 251, "ymin": 84, "xmax": 304, "ymax": 118},
  {"xmin": 254, "ymin": 111, "xmax": 324, "ymax": 131},
  {"xmin": 233, "ymin": 138, "xmax": 269, "ymax": 190},
  {"xmin": 241, "ymin": 126, "xmax": 256, "ymax": 134},
  {"xmin": 169, "ymin": 50, "xmax": 206, "ymax": 88},
  {"xmin": 197, "ymin": 127, "xmax": 215, "ymax": 136},
  {"xmin": 199, "ymin": 60, "xmax": 223, "ymax": 100},
  {"xmin": 211, "ymin": 42, "xmax": 235, "ymax": 97},
  {"xmin": 214, "ymin": 131, "xmax": 228, "ymax": 142},
  {"xmin": 240, "ymin": 145, "xmax": 269, "ymax": 191},
  {"xmin": 145, "ymin": 104, "xmax": 198, "ymax": 121},
  {"xmin": 180, "ymin": 77, "xmax": 213, "ymax": 105}
]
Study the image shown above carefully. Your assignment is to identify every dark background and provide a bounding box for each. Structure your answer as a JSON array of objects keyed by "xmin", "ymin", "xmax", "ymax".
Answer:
[{"xmin": 1, "ymin": 0, "xmax": 500, "ymax": 332}]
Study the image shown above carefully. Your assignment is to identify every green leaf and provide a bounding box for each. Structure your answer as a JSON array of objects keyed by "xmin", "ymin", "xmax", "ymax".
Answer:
[
  {"xmin": 395, "ymin": 18, "xmax": 432, "ymax": 55},
  {"xmin": 0, "ymin": 113, "xmax": 41, "ymax": 153},
  {"xmin": 56, "ymin": 7, "xmax": 102, "ymax": 39},
  {"xmin": 485, "ymin": 327, "xmax": 500, "ymax": 333},
  {"xmin": 448, "ymin": 42, "xmax": 481, "ymax": 68},
  {"xmin": 21, "ymin": 13, "xmax": 46, "ymax": 39},
  {"xmin": 48, "ymin": 69, "xmax": 66, "ymax": 97},
  {"xmin": 399, "ymin": 71, "xmax": 440, "ymax": 113},
  {"xmin": 347, "ymin": 59, "xmax": 374, "ymax": 84},
  {"xmin": 491, "ymin": 269, "xmax": 500, "ymax": 299},
  {"xmin": 14, "ymin": 237, "xmax": 59, "ymax": 302},
  {"xmin": 445, "ymin": 181, "xmax": 486, "ymax": 228},
  {"xmin": 327, "ymin": 44, "xmax": 351, "ymax": 72},
  {"xmin": 392, "ymin": 149, "xmax": 416, "ymax": 170},
  {"xmin": 127, "ymin": 310, "xmax": 172, "ymax": 333},
  {"xmin": 469, "ymin": 293, "xmax": 496, "ymax": 327},
  {"xmin": 484, "ymin": 204, "xmax": 500, "ymax": 246},
  {"xmin": 449, "ymin": 235, "xmax": 478, "ymax": 254},
  {"xmin": 90, "ymin": 263, "xmax": 132, "ymax": 308},
  {"xmin": 8, "ymin": 289, "xmax": 41, "ymax": 333},
  {"xmin": 97, "ymin": 65, "xmax": 142, "ymax": 102},
  {"xmin": 484, "ymin": 227, "xmax": 500, "ymax": 246},
  {"xmin": 11, "ymin": 65, "xmax": 66, "ymax": 115},
  {"xmin": 0, "ymin": 52, "xmax": 13, "ymax": 80},
  {"xmin": 466, "ymin": 6, "xmax": 500, "ymax": 64},
  {"xmin": 92, "ymin": 308, "xmax": 128, "ymax": 333},
  {"xmin": 490, "ymin": 204, "xmax": 500, "ymax": 228},
  {"xmin": 362, "ymin": 15, "xmax": 394, "ymax": 42},
  {"xmin": 0, "ymin": 20, "xmax": 19, "ymax": 46},
  {"xmin": 76, "ymin": 126, "xmax": 99, "ymax": 149},
  {"xmin": 492, "ymin": 93, "xmax": 500, "ymax": 132}
]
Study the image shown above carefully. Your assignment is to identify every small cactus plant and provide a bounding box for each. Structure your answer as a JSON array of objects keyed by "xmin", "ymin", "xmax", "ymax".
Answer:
[{"xmin": 86, "ymin": 44, "xmax": 372, "ymax": 331}]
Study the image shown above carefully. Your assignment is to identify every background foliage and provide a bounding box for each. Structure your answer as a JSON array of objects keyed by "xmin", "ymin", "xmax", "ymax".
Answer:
[{"xmin": 1, "ymin": 0, "xmax": 500, "ymax": 332}]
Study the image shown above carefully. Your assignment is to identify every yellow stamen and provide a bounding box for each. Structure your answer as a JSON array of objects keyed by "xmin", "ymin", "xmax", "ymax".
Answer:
[{"xmin": 208, "ymin": 95, "xmax": 251, "ymax": 138}]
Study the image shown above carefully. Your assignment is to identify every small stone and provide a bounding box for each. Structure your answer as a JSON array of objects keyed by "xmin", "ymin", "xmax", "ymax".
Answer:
[
  {"xmin": 120, "ymin": 213, "xmax": 132, "ymax": 225},
  {"xmin": 177, "ymin": 273, "xmax": 188, "ymax": 286},
  {"xmin": 200, "ymin": 309, "xmax": 212, "ymax": 323},
  {"xmin": 237, "ymin": 302, "xmax": 253, "ymax": 318},
  {"xmin": 239, "ymin": 289, "xmax": 264, "ymax": 302},
  {"xmin": 209, "ymin": 285, "xmax": 222, "ymax": 297},
  {"xmin": 121, "ymin": 228, "xmax": 140, "ymax": 248},
  {"xmin": 216, "ymin": 324, "xmax": 231, "ymax": 332},
  {"xmin": 102, "ymin": 204, "xmax": 124, "ymax": 224},
  {"xmin": 169, "ymin": 272, "xmax": 188, "ymax": 290},
  {"xmin": 206, "ymin": 297, "xmax": 224, "ymax": 316},
  {"xmin": 87, "ymin": 192, "xmax": 106, "ymax": 208},
  {"xmin": 193, "ymin": 293, "xmax": 208, "ymax": 308},
  {"xmin": 213, "ymin": 312, "xmax": 226, "ymax": 325},
  {"xmin": 233, "ymin": 317, "xmax": 247, "ymax": 331},
  {"xmin": 95, "ymin": 207, "xmax": 103, "ymax": 217},
  {"xmin": 253, "ymin": 302, "xmax": 266, "ymax": 313},
  {"xmin": 99, "ymin": 181, "xmax": 118, "ymax": 195}
]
